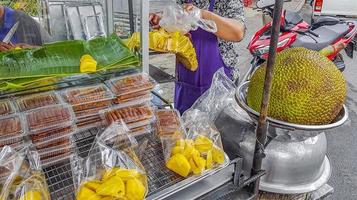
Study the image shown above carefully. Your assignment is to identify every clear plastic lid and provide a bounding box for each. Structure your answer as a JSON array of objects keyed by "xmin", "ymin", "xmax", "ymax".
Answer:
[
  {"xmin": 155, "ymin": 109, "xmax": 183, "ymax": 136},
  {"xmin": 106, "ymin": 73, "xmax": 156, "ymax": 96},
  {"xmin": 76, "ymin": 115, "xmax": 103, "ymax": 130},
  {"xmin": 61, "ymin": 84, "xmax": 114, "ymax": 107},
  {"xmin": 25, "ymin": 105, "xmax": 74, "ymax": 132},
  {"xmin": 33, "ymin": 133, "xmax": 73, "ymax": 150},
  {"xmin": 38, "ymin": 140, "xmax": 73, "ymax": 157},
  {"xmin": 29, "ymin": 125, "xmax": 76, "ymax": 146},
  {"xmin": 130, "ymin": 125, "xmax": 153, "ymax": 136},
  {"xmin": 113, "ymin": 90, "xmax": 152, "ymax": 105},
  {"xmin": 15, "ymin": 91, "xmax": 62, "ymax": 112},
  {"xmin": 113, "ymin": 92, "xmax": 153, "ymax": 108},
  {"xmin": 127, "ymin": 117, "xmax": 156, "ymax": 130},
  {"xmin": 101, "ymin": 104, "xmax": 155, "ymax": 126},
  {"xmin": 0, "ymin": 114, "xmax": 24, "ymax": 139},
  {"xmin": 0, "ymin": 100, "xmax": 15, "ymax": 116}
]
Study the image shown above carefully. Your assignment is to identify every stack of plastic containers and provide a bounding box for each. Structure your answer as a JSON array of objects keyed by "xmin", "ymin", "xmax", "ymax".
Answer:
[
  {"xmin": 60, "ymin": 84, "xmax": 113, "ymax": 130},
  {"xmin": 24, "ymin": 104, "xmax": 76, "ymax": 166},
  {"xmin": 155, "ymin": 109, "xmax": 183, "ymax": 137},
  {"xmin": 0, "ymin": 114, "xmax": 25, "ymax": 150},
  {"xmin": 104, "ymin": 73, "xmax": 157, "ymax": 135}
]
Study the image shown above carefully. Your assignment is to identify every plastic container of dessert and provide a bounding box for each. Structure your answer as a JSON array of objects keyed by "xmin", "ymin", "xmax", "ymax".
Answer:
[
  {"xmin": 60, "ymin": 84, "xmax": 113, "ymax": 119},
  {"xmin": 0, "ymin": 100, "xmax": 15, "ymax": 116},
  {"xmin": 0, "ymin": 114, "xmax": 25, "ymax": 146},
  {"xmin": 14, "ymin": 91, "xmax": 62, "ymax": 112},
  {"xmin": 24, "ymin": 104, "xmax": 74, "ymax": 133},
  {"xmin": 155, "ymin": 109, "xmax": 183, "ymax": 137},
  {"xmin": 106, "ymin": 73, "xmax": 156, "ymax": 101}
]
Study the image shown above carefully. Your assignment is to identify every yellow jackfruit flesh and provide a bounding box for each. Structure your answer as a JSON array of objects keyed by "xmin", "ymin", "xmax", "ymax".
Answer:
[
  {"xmin": 206, "ymin": 150, "xmax": 213, "ymax": 169},
  {"xmin": 96, "ymin": 176, "xmax": 125, "ymax": 198},
  {"xmin": 194, "ymin": 136, "xmax": 213, "ymax": 153},
  {"xmin": 166, "ymin": 154, "xmax": 191, "ymax": 177},
  {"xmin": 212, "ymin": 147, "xmax": 225, "ymax": 164},
  {"xmin": 171, "ymin": 146, "xmax": 184, "ymax": 155},
  {"xmin": 19, "ymin": 190, "xmax": 42, "ymax": 200},
  {"xmin": 189, "ymin": 155, "xmax": 206, "ymax": 175},
  {"xmin": 247, "ymin": 47, "xmax": 346, "ymax": 125},
  {"xmin": 126, "ymin": 178, "xmax": 146, "ymax": 200},
  {"xmin": 84, "ymin": 180, "xmax": 101, "ymax": 191},
  {"xmin": 77, "ymin": 186, "xmax": 101, "ymax": 200}
]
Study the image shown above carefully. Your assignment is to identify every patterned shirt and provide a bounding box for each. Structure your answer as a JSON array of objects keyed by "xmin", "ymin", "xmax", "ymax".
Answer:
[{"xmin": 177, "ymin": 0, "xmax": 246, "ymax": 74}]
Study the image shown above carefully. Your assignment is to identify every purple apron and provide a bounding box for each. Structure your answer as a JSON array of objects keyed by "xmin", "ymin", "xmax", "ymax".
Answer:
[
  {"xmin": 174, "ymin": 0, "xmax": 232, "ymax": 114},
  {"xmin": 0, "ymin": 7, "xmax": 18, "ymax": 44}
]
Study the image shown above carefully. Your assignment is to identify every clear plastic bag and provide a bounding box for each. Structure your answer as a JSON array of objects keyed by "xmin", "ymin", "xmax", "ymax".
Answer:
[
  {"xmin": 0, "ymin": 146, "xmax": 50, "ymax": 200},
  {"xmin": 161, "ymin": 109, "xmax": 228, "ymax": 178},
  {"xmin": 187, "ymin": 68, "xmax": 236, "ymax": 122},
  {"xmin": 72, "ymin": 122, "xmax": 148, "ymax": 200},
  {"xmin": 159, "ymin": 4, "xmax": 217, "ymax": 34}
]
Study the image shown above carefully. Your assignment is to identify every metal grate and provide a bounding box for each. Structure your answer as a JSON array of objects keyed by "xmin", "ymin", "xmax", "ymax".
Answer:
[
  {"xmin": 41, "ymin": 127, "xmax": 187, "ymax": 199},
  {"xmin": 136, "ymin": 134, "xmax": 184, "ymax": 195},
  {"xmin": 43, "ymin": 158, "xmax": 75, "ymax": 200}
]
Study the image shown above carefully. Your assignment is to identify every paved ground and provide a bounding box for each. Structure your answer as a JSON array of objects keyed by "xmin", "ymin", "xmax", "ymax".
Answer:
[{"xmin": 150, "ymin": 3, "xmax": 357, "ymax": 199}]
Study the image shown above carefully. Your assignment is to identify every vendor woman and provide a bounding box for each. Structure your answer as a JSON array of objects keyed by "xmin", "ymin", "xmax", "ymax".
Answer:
[{"xmin": 151, "ymin": 0, "xmax": 246, "ymax": 114}]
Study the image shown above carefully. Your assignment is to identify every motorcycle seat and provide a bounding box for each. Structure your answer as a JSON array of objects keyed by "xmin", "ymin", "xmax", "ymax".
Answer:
[{"xmin": 292, "ymin": 23, "xmax": 350, "ymax": 51}]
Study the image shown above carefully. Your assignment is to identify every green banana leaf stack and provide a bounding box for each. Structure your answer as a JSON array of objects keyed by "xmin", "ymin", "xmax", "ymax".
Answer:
[{"xmin": 0, "ymin": 34, "xmax": 140, "ymax": 91}]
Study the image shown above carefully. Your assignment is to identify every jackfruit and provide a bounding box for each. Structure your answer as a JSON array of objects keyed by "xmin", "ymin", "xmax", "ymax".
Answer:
[
  {"xmin": 247, "ymin": 47, "xmax": 346, "ymax": 125},
  {"xmin": 19, "ymin": 190, "xmax": 42, "ymax": 200},
  {"xmin": 96, "ymin": 176, "xmax": 125, "ymax": 198},
  {"xmin": 126, "ymin": 178, "xmax": 146, "ymax": 200},
  {"xmin": 166, "ymin": 154, "xmax": 191, "ymax": 177}
]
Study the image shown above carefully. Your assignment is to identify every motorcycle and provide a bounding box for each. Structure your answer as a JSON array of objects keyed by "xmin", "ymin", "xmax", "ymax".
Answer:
[{"xmin": 243, "ymin": 0, "xmax": 357, "ymax": 82}]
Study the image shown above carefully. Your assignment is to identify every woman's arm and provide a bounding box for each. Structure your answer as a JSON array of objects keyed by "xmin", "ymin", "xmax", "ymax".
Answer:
[
  {"xmin": 201, "ymin": 10, "xmax": 245, "ymax": 42},
  {"xmin": 184, "ymin": 0, "xmax": 246, "ymax": 42}
]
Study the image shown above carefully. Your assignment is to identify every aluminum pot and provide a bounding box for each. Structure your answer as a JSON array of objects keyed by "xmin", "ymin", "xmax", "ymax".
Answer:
[{"xmin": 239, "ymin": 131, "xmax": 331, "ymax": 194}]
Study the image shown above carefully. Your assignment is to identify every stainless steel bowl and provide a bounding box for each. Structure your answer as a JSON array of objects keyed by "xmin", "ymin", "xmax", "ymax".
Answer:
[
  {"xmin": 239, "ymin": 132, "xmax": 331, "ymax": 194},
  {"xmin": 235, "ymin": 81, "xmax": 349, "ymax": 132}
]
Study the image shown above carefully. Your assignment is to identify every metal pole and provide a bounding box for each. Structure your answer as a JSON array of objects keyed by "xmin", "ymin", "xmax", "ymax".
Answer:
[
  {"xmin": 250, "ymin": 0, "xmax": 284, "ymax": 197},
  {"xmin": 140, "ymin": 0, "xmax": 150, "ymax": 73},
  {"xmin": 128, "ymin": 0, "xmax": 135, "ymax": 34}
]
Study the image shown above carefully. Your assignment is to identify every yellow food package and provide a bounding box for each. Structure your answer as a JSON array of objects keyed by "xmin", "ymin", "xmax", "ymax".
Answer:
[
  {"xmin": 80, "ymin": 55, "xmax": 97, "ymax": 73},
  {"xmin": 73, "ymin": 123, "xmax": 148, "ymax": 200}
]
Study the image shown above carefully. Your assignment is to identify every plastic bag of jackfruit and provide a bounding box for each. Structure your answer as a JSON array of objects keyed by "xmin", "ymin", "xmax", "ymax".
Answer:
[
  {"xmin": 72, "ymin": 122, "xmax": 148, "ymax": 200},
  {"xmin": 0, "ymin": 145, "xmax": 50, "ymax": 200},
  {"xmin": 161, "ymin": 109, "xmax": 229, "ymax": 178}
]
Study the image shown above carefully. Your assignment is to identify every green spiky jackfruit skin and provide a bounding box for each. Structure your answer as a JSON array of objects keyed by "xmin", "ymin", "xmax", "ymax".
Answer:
[{"xmin": 247, "ymin": 47, "xmax": 347, "ymax": 125}]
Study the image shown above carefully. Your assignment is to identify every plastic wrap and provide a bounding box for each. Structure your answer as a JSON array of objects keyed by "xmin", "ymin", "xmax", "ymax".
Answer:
[
  {"xmin": 187, "ymin": 68, "xmax": 236, "ymax": 122},
  {"xmin": 0, "ymin": 146, "xmax": 50, "ymax": 200},
  {"xmin": 160, "ymin": 109, "xmax": 228, "ymax": 178},
  {"xmin": 0, "ymin": 100, "xmax": 15, "ymax": 116},
  {"xmin": 159, "ymin": 4, "xmax": 217, "ymax": 34},
  {"xmin": 72, "ymin": 122, "xmax": 148, "ymax": 200},
  {"xmin": 15, "ymin": 91, "xmax": 62, "ymax": 112}
]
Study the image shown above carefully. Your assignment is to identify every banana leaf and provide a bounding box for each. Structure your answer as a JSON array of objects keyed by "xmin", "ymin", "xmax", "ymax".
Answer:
[{"xmin": 0, "ymin": 35, "xmax": 139, "ymax": 80}]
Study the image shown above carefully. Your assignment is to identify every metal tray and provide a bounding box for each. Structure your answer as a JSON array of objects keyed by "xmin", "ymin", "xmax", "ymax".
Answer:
[{"xmin": 42, "ymin": 127, "xmax": 230, "ymax": 200}]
